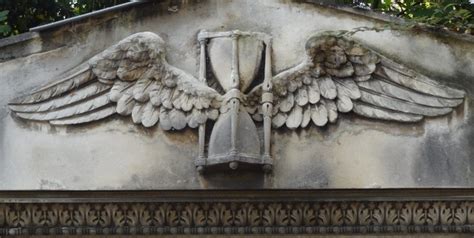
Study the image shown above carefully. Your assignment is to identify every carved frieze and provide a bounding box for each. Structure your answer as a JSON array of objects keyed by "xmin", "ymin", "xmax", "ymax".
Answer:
[{"xmin": 1, "ymin": 191, "xmax": 474, "ymax": 235}]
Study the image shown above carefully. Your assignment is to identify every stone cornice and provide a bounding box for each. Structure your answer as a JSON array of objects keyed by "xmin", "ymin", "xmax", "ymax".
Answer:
[{"xmin": 1, "ymin": 189, "xmax": 474, "ymax": 235}]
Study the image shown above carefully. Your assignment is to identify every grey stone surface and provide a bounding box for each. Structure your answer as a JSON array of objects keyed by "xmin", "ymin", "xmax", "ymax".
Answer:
[{"xmin": 0, "ymin": 0, "xmax": 473, "ymax": 190}]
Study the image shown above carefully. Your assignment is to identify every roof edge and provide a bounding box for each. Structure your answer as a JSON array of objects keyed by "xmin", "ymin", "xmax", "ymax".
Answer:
[
  {"xmin": 303, "ymin": 0, "xmax": 474, "ymax": 43},
  {"xmin": 0, "ymin": 31, "xmax": 39, "ymax": 49},
  {"xmin": 29, "ymin": 1, "xmax": 149, "ymax": 32},
  {"xmin": 0, "ymin": 0, "xmax": 472, "ymax": 50}
]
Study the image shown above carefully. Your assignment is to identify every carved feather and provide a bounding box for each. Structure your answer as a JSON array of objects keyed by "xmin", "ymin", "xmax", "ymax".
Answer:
[
  {"xmin": 311, "ymin": 104, "xmax": 328, "ymax": 127},
  {"xmin": 187, "ymin": 108, "xmax": 207, "ymax": 128},
  {"xmin": 141, "ymin": 102, "xmax": 160, "ymax": 128},
  {"xmin": 295, "ymin": 86, "xmax": 309, "ymax": 106},
  {"xmin": 334, "ymin": 79, "xmax": 360, "ymax": 99},
  {"xmin": 160, "ymin": 88, "xmax": 174, "ymax": 109},
  {"xmin": 279, "ymin": 93, "xmax": 294, "ymax": 113},
  {"xmin": 321, "ymin": 99, "xmax": 338, "ymax": 123},
  {"xmin": 194, "ymin": 96, "xmax": 211, "ymax": 110},
  {"xmin": 50, "ymin": 105, "xmax": 117, "ymax": 125},
  {"xmin": 109, "ymin": 80, "xmax": 133, "ymax": 102},
  {"xmin": 133, "ymin": 77, "xmax": 154, "ymax": 102},
  {"xmin": 318, "ymin": 76, "xmax": 337, "ymax": 100},
  {"xmin": 360, "ymin": 89, "xmax": 452, "ymax": 116},
  {"xmin": 353, "ymin": 63, "xmax": 376, "ymax": 76},
  {"xmin": 11, "ymin": 65, "xmax": 93, "ymax": 104},
  {"xmin": 172, "ymin": 91, "xmax": 185, "ymax": 110},
  {"xmin": 286, "ymin": 104, "xmax": 303, "ymax": 129},
  {"xmin": 353, "ymin": 102, "xmax": 423, "ymax": 122},
  {"xmin": 301, "ymin": 106, "xmax": 312, "ymax": 128},
  {"xmin": 308, "ymin": 80, "xmax": 321, "ymax": 104},
  {"xmin": 169, "ymin": 109, "xmax": 187, "ymax": 130},
  {"xmin": 15, "ymin": 93, "xmax": 110, "ymax": 121},
  {"xmin": 377, "ymin": 58, "xmax": 465, "ymax": 99},
  {"xmin": 272, "ymin": 113, "xmax": 287, "ymax": 128},
  {"xmin": 116, "ymin": 92, "xmax": 136, "ymax": 116},
  {"xmin": 336, "ymin": 95, "xmax": 353, "ymax": 113},
  {"xmin": 132, "ymin": 103, "xmax": 145, "ymax": 124},
  {"xmin": 357, "ymin": 78, "xmax": 463, "ymax": 108},
  {"xmin": 181, "ymin": 94, "xmax": 194, "ymax": 112},
  {"xmin": 159, "ymin": 108, "xmax": 172, "ymax": 130},
  {"xmin": 149, "ymin": 82, "xmax": 164, "ymax": 106},
  {"xmin": 9, "ymin": 82, "xmax": 111, "ymax": 113}
]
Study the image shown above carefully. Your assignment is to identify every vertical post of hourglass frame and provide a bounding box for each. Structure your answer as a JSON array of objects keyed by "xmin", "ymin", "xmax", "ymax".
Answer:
[
  {"xmin": 195, "ymin": 33, "xmax": 207, "ymax": 173},
  {"xmin": 261, "ymin": 37, "xmax": 273, "ymax": 172},
  {"xmin": 229, "ymin": 32, "xmax": 240, "ymax": 163}
]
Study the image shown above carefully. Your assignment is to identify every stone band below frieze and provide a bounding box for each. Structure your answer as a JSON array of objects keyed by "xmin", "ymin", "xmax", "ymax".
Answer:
[{"xmin": 1, "ymin": 189, "xmax": 474, "ymax": 235}]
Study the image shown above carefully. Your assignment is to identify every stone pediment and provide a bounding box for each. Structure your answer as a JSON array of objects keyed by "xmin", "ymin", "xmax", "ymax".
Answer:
[
  {"xmin": 1, "ymin": 1, "xmax": 474, "ymax": 236},
  {"xmin": 0, "ymin": 0, "xmax": 473, "ymax": 191}
]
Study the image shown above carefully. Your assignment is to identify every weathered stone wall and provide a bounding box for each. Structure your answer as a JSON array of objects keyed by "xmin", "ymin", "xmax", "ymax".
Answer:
[{"xmin": 0, "ymin": 0, "xmax": 473, "ymax": 190}]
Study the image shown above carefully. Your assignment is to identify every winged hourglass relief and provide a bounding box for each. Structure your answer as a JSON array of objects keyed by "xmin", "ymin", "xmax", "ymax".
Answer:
[
  {"xmin": 9, "ymin": 30, "xmax": 465, "ymax": 174},
  {"xmin": 246, "ymin": 34, "xmax": 465, "ymax": 127}
]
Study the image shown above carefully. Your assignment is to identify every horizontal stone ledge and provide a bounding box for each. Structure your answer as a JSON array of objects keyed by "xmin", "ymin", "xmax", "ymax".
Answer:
[{"xmin": 1, "ymin": 189, "xmax": 474, "ymax": 203}]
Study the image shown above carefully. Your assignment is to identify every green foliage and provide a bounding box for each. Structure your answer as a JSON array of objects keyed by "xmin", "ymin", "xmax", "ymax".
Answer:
[
  {"xmin": 0, "ymin": 0, "xmax": 472, "ymax": 38},
  {"xmin": 337, "ymin": 0, "xmax": 473, "ymax": 34},
  {"xmin": 0, "ymin": 0, "xmax": 127, "ymax": 38},
  {"xmin": 0, "ymin": 10, "xmax": 10, "ymax": 36},
  {"xmin": 70, "ymin": 0, "xmax": 128, "ymax": 15},
  {"xmin": 401, "ymin": 0, "xmax": 473, "ymax": 33}
]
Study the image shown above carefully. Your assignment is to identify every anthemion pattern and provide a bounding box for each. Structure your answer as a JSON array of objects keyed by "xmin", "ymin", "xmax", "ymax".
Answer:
[{"xmin": 1, "ymin": 190, "xmax": 474, "ymax": 235}]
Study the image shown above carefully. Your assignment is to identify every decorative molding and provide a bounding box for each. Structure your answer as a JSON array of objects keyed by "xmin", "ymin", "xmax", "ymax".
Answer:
[{"xmin": 1, "ymin": 189, "xmax": 474, "ymax": 235}]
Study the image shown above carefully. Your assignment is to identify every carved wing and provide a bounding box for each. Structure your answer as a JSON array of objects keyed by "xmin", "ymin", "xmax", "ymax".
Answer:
[
  {"xmin": 248, "ymin": 33, "xmax": 465, "ymax": 129},
  {"xmin": 9, "ymin": 32, "xmax": 221, "ymax": 130}
]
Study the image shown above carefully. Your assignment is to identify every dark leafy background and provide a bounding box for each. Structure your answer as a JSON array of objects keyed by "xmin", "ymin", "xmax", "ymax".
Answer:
[
  {"xmin": 0, "ymin": 0, "xmax": 127, "ymax": 37},
  {"xmin": 0, "ymin": 0, "xmax": 472, "ymax": 38},
  {"xmin": 345, "ymin": 0, "xmax": 473, "ymax": 34}
]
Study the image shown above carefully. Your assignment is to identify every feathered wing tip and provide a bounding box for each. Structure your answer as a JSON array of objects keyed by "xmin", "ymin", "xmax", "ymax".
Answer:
[
  {"xmin": 9, "ymin": 63, "xmax": 93, "ymax": 105},
  {"xmin": 8, "ymin": 62, "xmax": 116, "ymax": 125},
  {"xmin": 248, "ymin": 32, "xmax": 465, "ymax": 129},
  {"xmin": 354, "ymin": 55, "xmax": 465, "ymax": 122},
  {"xmin": 9, "ymin": 32, "xmax": 223, "ymax": 129}
]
